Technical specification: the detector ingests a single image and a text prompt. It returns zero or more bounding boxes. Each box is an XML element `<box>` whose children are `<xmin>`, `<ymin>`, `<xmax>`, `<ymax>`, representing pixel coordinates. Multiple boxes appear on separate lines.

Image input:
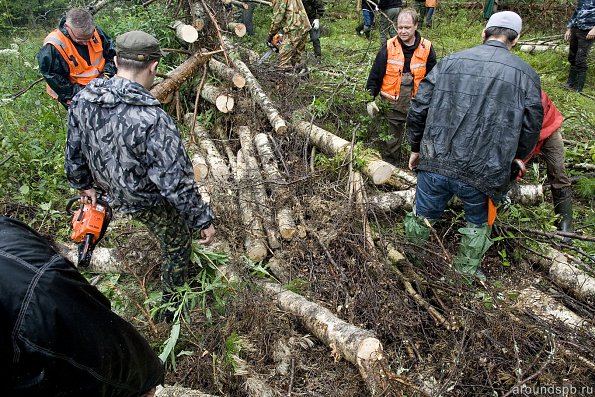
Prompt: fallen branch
<box><xmin>7</xmin><ymin>77</ymin><xmax>44</xmax><ymax>101</ymax></box>
<box><xmin>513</xmin><ymin>227</ymin><xmax>595</xmax><ymax>243</ymax></box>
<box><xmin>150</xmin><ymin>52</ymin><xmax>211</xmax><ymax>103</ymax></box>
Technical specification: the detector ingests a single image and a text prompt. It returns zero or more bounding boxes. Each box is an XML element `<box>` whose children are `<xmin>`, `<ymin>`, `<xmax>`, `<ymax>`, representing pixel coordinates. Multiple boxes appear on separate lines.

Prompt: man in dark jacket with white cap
<box><xmin>405</xmin><ymin>11</ymin><xmax>543</xmax><ymax>280</ymax></box>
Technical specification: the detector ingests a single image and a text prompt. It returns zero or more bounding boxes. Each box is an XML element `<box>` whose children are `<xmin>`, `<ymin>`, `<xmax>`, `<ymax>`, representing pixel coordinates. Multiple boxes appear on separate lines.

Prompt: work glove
<box><xmin>366</xmin><ymin>101</ymin><xmax>379</xmax><ymax>117</ymax></box>
<box><xmin>312</xmin><ymin>19</ymin><xmax>320</xmax><ymax>30</ymax></box>
<box><xmin>510</xmin><ymin>158</ymin><xmax>526</xmax><ymax>181</ymax></box>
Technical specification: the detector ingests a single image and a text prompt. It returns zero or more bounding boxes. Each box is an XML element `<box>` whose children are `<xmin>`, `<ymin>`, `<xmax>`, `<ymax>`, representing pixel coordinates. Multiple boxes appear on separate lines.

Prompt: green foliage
<box><xmin>0</xmin><ymin>0</ymin><xmax>69</xmax><ymax>32</ymax></box>
<box><xmin>575</xmin><ymin>178</ymin><xmax>595</xmax><ymax>200</ymax></box>
<box><xmin>314</xmin><ymin>141</ymin><xmax>380</xmax><ymax>173</ymax></box>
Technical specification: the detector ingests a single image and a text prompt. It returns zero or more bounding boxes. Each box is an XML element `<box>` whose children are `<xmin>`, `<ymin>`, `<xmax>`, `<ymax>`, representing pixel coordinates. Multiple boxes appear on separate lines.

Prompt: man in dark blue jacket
<box><xmin>564</xmin><ymin>0</ymin><xmax>595</xmax><ymax>92</ymax></box>
<box><xmin>0</xmin><ymin>216</ymin><xmax>164</xmax><ymax>397</ymax></box>
<box><xmin>405</xmin><ymin>11</ymin><xmax>543</xmax><ymax>280</ymax></box>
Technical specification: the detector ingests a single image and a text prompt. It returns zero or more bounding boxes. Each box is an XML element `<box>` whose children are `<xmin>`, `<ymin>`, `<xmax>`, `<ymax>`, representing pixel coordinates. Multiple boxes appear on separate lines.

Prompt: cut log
<box><xmin>261</xmin><ymin>282</ymin><xmax>395</xmax><ymax>396</ymax></box>
<box><xmin>228</xmin><ymin>22</ymin><xmax>247</xmax><ymax>37</ymax></box>
<box><xmin>385</xmin><ymin>166</ymin><xmax>417</xmax><ymax>190</ymax></box>
<box><xmin>368</xmin><ymin>189</ymin><xmax>416</xmax><ymax>212</ymax></box>
<box><xmin>291</xmin><ymin>118</ymin><xmax>392</xmax><ymax>184</ymax></box>
<box><xmin>191</xmin><ymin>153</ymin><xmax>209</xmax><ymax>181</ymax></box>
<box><xmin>57</xmin><ymin>243</ymin><xmax>123</xmax><ymax>273</ymax></box>
<box><xmin>171</xmin><ymin>20</ymin><xmax>199</xmax><ymax>43</ymax></box>
<box><xmin>508</xmin><ymin>183</ymin><xmax>544</xmax><ymax>205</ymax></box>
<box><xmin>200</xmin><ymin>82</ymin><xmax>234</xmax><ymax>113</ymax></box>
<box><xmin>350</xmin><ymin>171</ymin><xmax>374</xmax><ymax>248</ymax></box>
<box><xmin>237</xmin><ymin>151</ymin><xmax>268</xmax><ymax>262</ymax></box>
<box><xmin>208</xmin><ymin>58</ymin><xmax>246</xmax><ymax>88</ymax></box>
<box><xmin>253</xmin><ymin>133</ymin><xmax>297</xmax><ymax>240</ymax></box>
<box><xmin>519</xmin><ymin>44</ymin><xmax>567</xmax><ymax>53</ymax></box>
<box><xmin>529</xmin><ymin>246</ymin><xmax>595</xmax><ymax>304</ymax></box>
<box><xmin>155</xmin><ymin>384</ymin><xmax>219</xmax><ymax>397</ymax></box>
<box><xmin>514</xmin><ymin>286</ymin><xmax>595</xmax><ymax>336</ymax></box>
<box><xmin>214</xmin><ymin>123</ymin><xmax>238</xmax><ymax>174</ymax></box>
<box><xmin>150</xmin><ymin>52</ymin><xmax>211</xmax><ymax>103</ymax></box>
<box><xmin>224</xmin><ymin>38</ymin><xmax>288</xmax><ymax>134</ymax></box>
<box><xmin>190</xmin><ymin>2</ymin><xmax>206</xmax><ymax>31</ymax></box>
<box><xmin>237</xmin><ymin>126</ymin><xmax>281</xmax><ymax>249</ymax></box>
<box><xmin>185</xmin><ymin>116</ymin><xmax>231</xmax><ymax>181</ymax></box>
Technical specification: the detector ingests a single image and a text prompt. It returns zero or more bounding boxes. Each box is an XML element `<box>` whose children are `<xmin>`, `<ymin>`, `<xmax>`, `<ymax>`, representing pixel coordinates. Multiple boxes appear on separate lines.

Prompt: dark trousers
<box><xmin>568</xmin><ymin>27</ymin><xmax>593</xmax><ymax>73</ymax></box>
<box><xmin>534</xmin><ymin>130</ymin><xmax>571</xmax><ymax>190</ymax></box>
<box><xmin>132</xmin><ymin>202</ymin><xmax>193</xmax><ymax>292</ymax></box>
<box><xmin>378</xmin><ymin>73</ymin><xmax>413</xmax><ymax>164</ymax></box>
<box><xmin>309</xmin><ymin>25</ymin><xmax>321</xmax><ymax>57</ymax></box>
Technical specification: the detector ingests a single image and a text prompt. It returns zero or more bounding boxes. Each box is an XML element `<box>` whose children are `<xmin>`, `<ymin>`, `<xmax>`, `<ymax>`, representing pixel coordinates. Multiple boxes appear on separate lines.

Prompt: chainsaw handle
<box><xmin>66</xmin><ymin>196</ymin><xmax>111</xmax><ymax>215</ymax></box>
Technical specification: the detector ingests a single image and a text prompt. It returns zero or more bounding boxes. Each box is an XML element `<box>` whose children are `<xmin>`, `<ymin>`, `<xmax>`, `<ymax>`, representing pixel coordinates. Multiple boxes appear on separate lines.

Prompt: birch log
<box><xmin>291</xmin><ymin>119</ymin><xmax>392</xmax><ymax>184</ymax></box>
<box><xmin>201</xmin><ymin>82</ymin><xmax>235</xmax><ymax>113</ymax></box>
<box><xmin>191</xmin><ymin>152</ymin><xmax>209</xmax><ymax>180</ymax></box>
<box><xmin>150</xmin><ymin>52</ymin><xmax>211</xmax><ymax>103</ymax></box>
<box><xmin>350</xmin><ymin>171</ymin><xmax>374</xmax><ymax>248</ymax></box>
<box><xmin>368</xmin><ymin>189</ymin><xmax>416</xmax><ymax>212</ymax></box>
<box><xmin>190</xmin><ymin>2</ymin><xmax>206</xmax><ymax>31</ymax></box>
<box><xmin>237</xmin><ymin>126</ymin><xmax>281</xmax><ymax>249</ymax></box>
<box><xmin>262</xmin><ymin>282</ymin><xmax>393</xmax><ymax>396</ymax></box>
<box><xmin>185</xmin><ymin>116</ymin><xmax>231</xmax><ymax>180</ymax></box>
<box><xmin>230</xmin><ymin>0</ymin><xmax>249</xmax><ymax>9</ymax></box>
<box><xmin>253</xmin><ymin>133</ymin><xmax>297</xmax><ymax>240</ymax></box>
<box><xmin>208</xmin><ymin>58</ymin><xmax>246</xmax><ymax>88</ymax></box>
<box><xmin>228</xmin><ymin>22</ymin><xmax>247</xmax><ymax>37</ymax></box>
<box><xmin>237</xmin><ymin>151</ymin><xmax>268</xmax><ymax>261</ymax></box>
<box><xmin>385</xmin><ymin>166</ymin><xmax>417</xmax><ymax>190</ymax></box>
<box><xmin>529</xmin><ymin>246</ymin><xmax>595</xmax><ymax>304</ymax></box>
<box><xmin>56</xmin><ymin>243</ymin><xmax>125</xmax><ymax>274</ymax></box>
<box><xmin>171</xmin><ymin>20</ymin><xmax>199</xmax><ymax>43</ymax></box>
<box><xmin>224</xmin><ymin>37</ymin><xmax>288</xmax><ymax>134</ymax></box>
<box><xmin>214</xmin><ymin>123</ymin><xmax>238</xmax><ymax>174</ymax></box>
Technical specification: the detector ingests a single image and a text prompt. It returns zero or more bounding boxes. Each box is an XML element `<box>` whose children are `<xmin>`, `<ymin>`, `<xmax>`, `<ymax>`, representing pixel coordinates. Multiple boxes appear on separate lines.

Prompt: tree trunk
<box><xmin>150</xmin><ymin>52</ymin><xmax>211</xmax><ymax>103</ymax></box>
<box><xmin>171</xmin><ymin>20</ymin><xmax>199</xmax><ymax>43</ymax></box>
<box><xmin>261</xmin><ymin>282</ymin><xmax>395</xmax><ymax>396</ymax></box>
<box><xmin>253</xmin><ymin>133</ymin><xmax>297</xmax><ymax>240</ymax></box>
<box><xmin>228</xmin><ymin>22</ymin><xmax>247</xmax><ymax>37</ymax></box>
<box><xmin>291</xmin><ymin>119</ymin><xmax>392</xmax><ymax>184</ymax></box>
<box><xmin>185</xmin><ymin>116</ymin><xmax>231</xmax><ymax>181</ymax></box>
<box><xmin>201</xmin><ymin>82</ymin><xmax>235</xmax><ymax>113</ymax></box>
<box><xmin>237</xmin><ymin>151</ymin><xmax>269</xmax><ymax>262</ymax></box>
<box><xmin>368</xmin><ymin>189</ymin><xmax>416</xmax><ymax>212</ymax></box>
<box><xmin>350</xmin><ymin>171</ymin><xmax>374</xmax><ymax>248</ymax></box>
<box><xmin>208</xmin><ymin>58</ymin><xmax>246</xmax><ymax>88</ymax></box>
<box><xmin>224</xmin><ymin>38</ymin><xmax>288</xmax><ymax>134</ymax></box>
<box><xmin>190</xmin><ymin>2</ymin><xmax>206</xmax><ymax>31</ymax></box>
<box><xmin>237</xmin><ymin>126</ymin><xmax>281</xmax><ymax>249</ymax></box>
<box><xmin>529</xmin><ymin>246</ymin><xmax>595</xmax><ymax>304</ymax></box>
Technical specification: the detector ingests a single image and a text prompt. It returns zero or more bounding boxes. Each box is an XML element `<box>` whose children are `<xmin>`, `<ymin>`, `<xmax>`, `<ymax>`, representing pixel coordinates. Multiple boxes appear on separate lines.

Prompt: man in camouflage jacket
<box><xmin>268</xmin><ymin>0</ymin><xmax>311</xmax><ymax>67</ymax></box>
<box><xmin>65</xmin><ymin>31</ymin><xmax>215</xmax><ymax>319</ymax></box>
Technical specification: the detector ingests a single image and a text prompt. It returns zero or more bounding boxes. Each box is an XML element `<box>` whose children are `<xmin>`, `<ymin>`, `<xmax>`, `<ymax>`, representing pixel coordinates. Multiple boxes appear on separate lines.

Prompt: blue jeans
<box><xmin>415</xmin><ymin>171</ymin><xmax>488</xmax><ymax>226</ymax></box>
<box><xmin>363</xmin><ymin>9</ymin><xmax>374</xmax><ymax>28</ymax></box>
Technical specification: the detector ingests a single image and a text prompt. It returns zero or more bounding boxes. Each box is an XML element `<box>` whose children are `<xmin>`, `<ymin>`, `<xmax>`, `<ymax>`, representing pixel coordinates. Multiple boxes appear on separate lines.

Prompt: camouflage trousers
<box><xmin>278</xmin><ymin>30</ymin><xmax>308</xmax><ymax>67</ymax></box>
<box><xmin>132</xmin><ymin>202</ymin><xmax>193</xmax><ymax>293</ymax></box>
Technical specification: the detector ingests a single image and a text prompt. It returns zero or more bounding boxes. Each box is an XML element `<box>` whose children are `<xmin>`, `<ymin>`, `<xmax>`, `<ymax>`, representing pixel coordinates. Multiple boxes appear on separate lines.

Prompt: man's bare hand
<box><xmin>79</xmin><ymin>188</ymin><xmax>97</xmax><ymax>206</ymax></box>
<box><xmin>408</xmin><ymin>152</ymin><xmax>420</xmax><ymax>170</ymax></box>
<box><xmin>587</xmin><ymin>26</ymin><xmax>595</xmax><ymax>40</ymax></box>
<box><xmin>199</xmin><ymin>224</ymin><xmax>216</xmax><ymax>245</ymax></box>
<box><xmin>140</xmin><ymin>387</ymin><xmax>156</xmax><ymax>397</ymax></box>
<box><xmin>564</xmin><ymin>28</ymin><xmax>571</xmax><ymax>41</ymax></box>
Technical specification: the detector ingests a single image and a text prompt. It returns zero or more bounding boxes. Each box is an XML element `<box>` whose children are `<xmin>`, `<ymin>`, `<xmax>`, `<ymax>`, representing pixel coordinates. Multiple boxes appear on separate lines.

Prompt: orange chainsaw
<box><xmin>258</xmin><ymin>34</ymin><xmax>284</xmax><ymax>65</ymax></box>
<box><xmin>66</xmin><ymin>197</ymin><xmax>112</xmax><ymax>268</ymax></box>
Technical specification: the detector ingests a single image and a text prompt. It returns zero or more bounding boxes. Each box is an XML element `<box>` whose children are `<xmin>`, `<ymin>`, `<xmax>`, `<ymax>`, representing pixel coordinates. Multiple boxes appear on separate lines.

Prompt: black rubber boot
<box><xmin>564</xmin><ymin>66</ymin><xmax>578</xmax><ymax>90</ymax></box>
<box><xmin>552</xmin><ymin>187</ymin><xmax>573</xmax><ymax>243</ymax></box>
<box><xmin>575</xmin><ymin>70</ymin><xmax>587</xmax><ymax>93</ymax></box>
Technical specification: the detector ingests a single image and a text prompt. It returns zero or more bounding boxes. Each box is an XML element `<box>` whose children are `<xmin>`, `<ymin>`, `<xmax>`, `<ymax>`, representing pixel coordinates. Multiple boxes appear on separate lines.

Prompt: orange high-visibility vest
<box><xmin>380</xmin><ymin>36</ymin><xmax>431</xmax><ymax>101</ymax></box>
<box><xmin>43</xmin><ymin>28</ymin><xmax>105</xmax><ymax>99</ymax></box>
<box><xmin>426</xmin><ymin>0</ymin><xmax>436</xmax><ymax>7</ymax></box>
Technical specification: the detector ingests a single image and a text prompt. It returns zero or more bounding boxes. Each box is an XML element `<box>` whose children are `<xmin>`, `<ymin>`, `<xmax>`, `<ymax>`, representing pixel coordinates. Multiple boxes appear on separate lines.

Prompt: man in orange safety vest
<box><xmin>38</xmin><ymin>8</ymin><xmax>116</xmax><ymax>108</ymax></box>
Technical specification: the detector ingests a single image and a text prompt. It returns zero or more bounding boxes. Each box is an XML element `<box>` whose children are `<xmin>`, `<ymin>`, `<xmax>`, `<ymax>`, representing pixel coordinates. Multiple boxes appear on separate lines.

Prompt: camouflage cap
<box><xmin>116</xmin><ymin>30</ymin><xmax>164</xmax><ymax>61</ymax></box>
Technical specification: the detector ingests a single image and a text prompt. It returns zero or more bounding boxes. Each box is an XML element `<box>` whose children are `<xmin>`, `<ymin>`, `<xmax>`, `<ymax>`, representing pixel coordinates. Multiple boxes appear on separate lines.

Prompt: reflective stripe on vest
<box><xmin>380</xmin><ymin>36</ymin><xmax>432</xmax><ymax>101</ymax></box>
<box><xmin>43</xmin><ymin>28</ymin><xmax>105</xmax><ymax>99</ymax></box>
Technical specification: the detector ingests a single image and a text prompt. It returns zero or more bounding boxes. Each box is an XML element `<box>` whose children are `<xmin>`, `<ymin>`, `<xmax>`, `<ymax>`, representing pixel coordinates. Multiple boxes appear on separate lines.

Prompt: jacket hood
<box><xmin>76</xmin><ymin>77</ymin><xmax>161</xmax><ymax>108</ymax></box>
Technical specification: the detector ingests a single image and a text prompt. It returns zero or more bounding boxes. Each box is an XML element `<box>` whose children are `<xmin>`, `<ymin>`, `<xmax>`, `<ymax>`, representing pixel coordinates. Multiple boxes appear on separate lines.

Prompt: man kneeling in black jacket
<box><xmin>0</xmin><ymin>216</ymin><xmax>164</xmax><ymax>397</ymax></box>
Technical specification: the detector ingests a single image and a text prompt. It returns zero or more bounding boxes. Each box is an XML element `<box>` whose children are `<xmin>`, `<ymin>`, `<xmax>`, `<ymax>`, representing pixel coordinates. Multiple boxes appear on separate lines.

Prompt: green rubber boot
<box><xmin>404</xmin><ymin>212</ymin><xmax>431</xmax><ymax>265</ymax></box>
<box><xmin>453</xmin><ymin>224</ymin><xmax>493</xmax><ymax>281</ymax></box>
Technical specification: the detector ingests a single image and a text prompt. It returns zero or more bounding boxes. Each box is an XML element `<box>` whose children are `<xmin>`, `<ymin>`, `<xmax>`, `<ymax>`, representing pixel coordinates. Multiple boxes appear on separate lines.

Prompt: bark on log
<box><xmin>57</xmin><ymin>243</ymin><xmax>124</xmax><ymax>274</ymax></box>
<box><xmin>229</xmin><ymin>0</ymin><xmax>249</xmax><ymax>9</ymax></box>
<box><xmin>350</xmin><ymin>171</ymin><xmax>374</xmax><ymax>248</ymax></box>
<box><xmin>190</xmin><ymin>2</ymin><xmax>206</xmax><ymax>31</ymax></box>
<box><xmin>514</xmin><ymin>286</ymin><xmax>595</xmax><ymax>336</ymax></box>
<box><xmin>208</xmin><ymin>58</ymin><xmax>246</xmax><ymax>88</ymax></box>
<box><xmin>201</xmin><ymin>82</ymin><xmax>235</xmax><ymax>113</ymax></box>
<box><xmin>508</xmin><ymin>183</ymin><xmax>544</xmax><ymax>205</ymax></box>
<box><xmin>150</xmin><ymin>52</ymin><xmax>211</xmax><ymax>103</ymax></box>
<box><xmin>529</xmin><ymin>246</ymin><xmax>595</xmax><ymax>304</ymax></box>
<box><xmin>368</xmin><ymin>189</ymin><xmax>416</xmax><ymax>212</ymax></box>
<box><xmin>171</xmin><ymin>20</ymin><xmax>199</xmax><ymax>43</ymax></box>
<box><xmin>262</xmin><ymin>282</ymin><xmax>393</xmax><ymax>396</ymax></box>
<box><xmin>253</xmin><ymin>133</ymin><xmax>297</xmax><ymax>240</ymax></box>
<box><xmin>228</xmin><ymin>22</ymin><xmax>247</xmax><ymax>37</ymax></box>
<box><xmin>224</xmin><ymin>37</ymin><xmax>288</xmax><ymax>134</ymax></box>
<box><xmin>384</xmin><ymin>166</ymin><xmax>417</xmax><ymax>190</ymax></box>
<box><xmin>237</xmin><ymin>126</ymin><xmax>281</xmax><ymax>249</ymax></box>
<box><xmin>237</xmin><ymin>151</ymin><xmax>269</xmax><ymax>261</ymax></box>
<box><xmin>88</xmin><ymin>0</ymin><xmax>114</xmax><ymax>14</ymax></box>
<box><xmin>291</xmin><ymin>119</ymin><xmax>392</xmax><ymax>184</ymax></box>
<box><xmin>214</xmin><ymin>123</ymin><xmax>238</xmax><ymax>174</ymax></box>
<box><xmin>185</xmin><ymin>115</ymin><xmax>231</xmax><ymax>181</ymax></box>
<box><xmin>519</xmin><ymin>44</ymin><xmax>567</xmax><ymax>53</ymax></box>
<box><xmin>155</xmin><ymin>385</ymin><xmax>219</xmax><ymax>397</ymax></box>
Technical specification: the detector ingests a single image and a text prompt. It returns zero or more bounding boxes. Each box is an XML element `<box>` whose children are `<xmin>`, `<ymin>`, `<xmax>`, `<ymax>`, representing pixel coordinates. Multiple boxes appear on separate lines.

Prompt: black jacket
<box><xmin>407</xmin><ymin>40</ymin><xmax>543</xmax><ymax>199</ymax></box>
<box><xmin>0</xmin><ymin>216</ymin><xmax>164</xmax><ymax>397</ymax></box>
<box><xmin>366</xmin><ymin>31</ymin><xmax>437</xmax><ymax>98</ymax></box>
<box><xmin>302</xmin><ymin>0</ymin><xmax>324</xmax><ymax>20</ymax></box>
<box><xmin>37</xmin><ymin>16</ymin><xmax>116</xmax><ymax>107</ymax></box>
<box><xmin>379</xmin><ymin>0</ymin><xmax>402</xmax><ymax>9</ymax></box>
